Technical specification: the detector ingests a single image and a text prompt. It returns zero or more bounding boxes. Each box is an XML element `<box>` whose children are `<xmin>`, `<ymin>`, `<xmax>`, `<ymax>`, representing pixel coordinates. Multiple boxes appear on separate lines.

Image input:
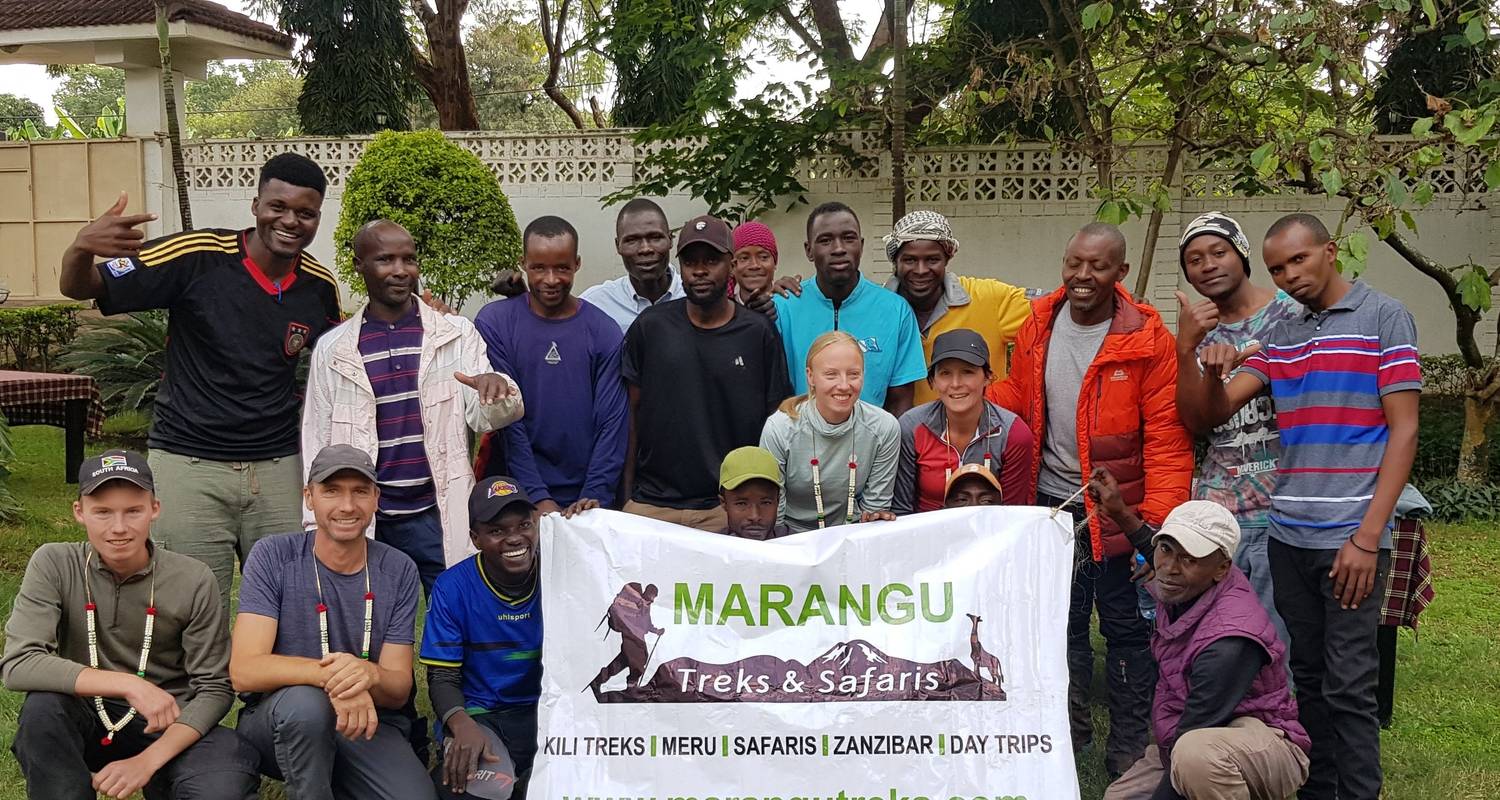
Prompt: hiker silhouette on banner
<box><xmin>589</xmin><ymin>582</ymin><xmax>664</xmax><ymax>696</ymax></box>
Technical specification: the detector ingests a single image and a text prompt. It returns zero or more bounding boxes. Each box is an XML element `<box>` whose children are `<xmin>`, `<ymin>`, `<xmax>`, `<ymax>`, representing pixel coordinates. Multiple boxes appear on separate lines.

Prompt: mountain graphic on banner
<box><xmin>591</xmin><ymin>632</ymin><xmax>1006</xmax><ymax>704</ymax></box>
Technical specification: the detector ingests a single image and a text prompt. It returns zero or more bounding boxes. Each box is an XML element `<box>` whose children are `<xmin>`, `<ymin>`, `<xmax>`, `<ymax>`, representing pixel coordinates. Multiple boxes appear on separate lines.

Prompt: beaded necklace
<box><xmin>82</xmin><ymin>547</ymin><xmax>155</xmax><ymax>746</ymax></box>
<box><xmin>312</xmin><ymin>544</ymin><xmax>373</xmax><ymax>660</ymax></box>
<box><xmin>810</xmin><ymin>456</ymin><xmax>859</xmax><ymax>528</ymax></box>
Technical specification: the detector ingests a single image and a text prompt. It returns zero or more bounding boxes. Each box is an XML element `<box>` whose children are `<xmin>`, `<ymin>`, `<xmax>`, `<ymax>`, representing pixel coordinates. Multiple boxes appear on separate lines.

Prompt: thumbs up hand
<box><xmin>454</xmin><ymin>371</ymin><xmax>512</xmax><ymax>405</ymax></box>
<box><xmin>1174</xmin><ymin>289</ymin><xmax>1221</xmax><ymax>352</ymax></box>
<box><xmin>72</xmin><ymin>192</ymin><xmax>159</xmax><ymax>258</ymax></box>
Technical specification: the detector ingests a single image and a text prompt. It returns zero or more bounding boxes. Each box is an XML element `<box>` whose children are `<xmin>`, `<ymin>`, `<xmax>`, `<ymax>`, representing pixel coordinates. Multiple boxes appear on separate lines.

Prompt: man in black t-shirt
<box><xmin>621</xmin><ymin>214</ymin><xmax>792</xmax><ymax>531</ymax></box>
<box><xmin>59</xmin><ymin>153</ymin><xmax>341</xmax><ymax>610</ymax></box>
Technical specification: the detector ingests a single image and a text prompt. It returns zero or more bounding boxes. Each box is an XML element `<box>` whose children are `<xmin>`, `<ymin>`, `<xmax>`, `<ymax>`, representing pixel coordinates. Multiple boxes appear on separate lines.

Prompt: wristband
<box><xmin>1348</xmin><ymin>535</ymin><xmax>1378</xmax><ymax>555</ymax></box>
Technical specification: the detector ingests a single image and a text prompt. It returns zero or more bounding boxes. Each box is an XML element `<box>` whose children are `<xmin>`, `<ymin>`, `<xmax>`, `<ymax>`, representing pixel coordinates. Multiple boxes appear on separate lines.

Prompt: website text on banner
<box><xmin>534</xmin><ymin>507</ymin><xmax>1079</xmax><ymax>800</ymax></box>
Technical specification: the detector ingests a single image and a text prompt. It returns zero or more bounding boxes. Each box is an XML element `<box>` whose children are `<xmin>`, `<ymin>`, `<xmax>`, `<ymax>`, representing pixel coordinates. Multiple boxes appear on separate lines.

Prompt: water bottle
<box><xmin>1135</xmin><ymin>553</ymin><xmax>1157</xmax><ymax>621</ymax></box>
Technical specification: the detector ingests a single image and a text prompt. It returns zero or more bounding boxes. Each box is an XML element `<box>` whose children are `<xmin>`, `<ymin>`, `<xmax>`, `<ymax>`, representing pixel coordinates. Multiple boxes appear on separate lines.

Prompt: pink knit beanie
<box><xmin>732</xmin><ymin>221</ymin><xmax>778</xmax><ymax>262</ymax></box>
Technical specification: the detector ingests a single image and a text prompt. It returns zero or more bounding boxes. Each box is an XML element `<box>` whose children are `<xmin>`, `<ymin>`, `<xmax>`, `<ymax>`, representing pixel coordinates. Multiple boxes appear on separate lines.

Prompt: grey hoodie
<box><xmin>759</xmin><ymin>398</ymin><xmax>901</xmax><ymax>532</ymax></box>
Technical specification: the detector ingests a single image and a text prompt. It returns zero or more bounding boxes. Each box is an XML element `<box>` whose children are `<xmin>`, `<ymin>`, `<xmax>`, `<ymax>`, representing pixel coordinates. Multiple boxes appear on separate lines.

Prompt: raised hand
<box><xmin>743</xmin><ymin>286</ymin><xmax>778</xmax><ymax>320</ymax></box>
<box><xmin>1174</xmin><ymin>290</ymin><xmax>1221</xmax><ymax>351</ymax></box>
<box><xmin>72</xmin><ymin>192</ymin><xmax>158</xmax><ymax>258</ymax></box>
<box><xmin>771</xmin><ymin>274</ymin><xmax>804</xmax><ymax>298</ymax></box>
<box><xmin>421</xmin><ymin>289</ymin><xmax>456</xmax><ymax>316</ymax></box>
<box><xmin>454</xmin><ymin>371</ymin><xmax>513</xmax><ymax>405</ymax></box>
<box><xmin>1199</xmin><ymin>341</ymin><xmax>1262</xmax><ymax>382</ymax></box>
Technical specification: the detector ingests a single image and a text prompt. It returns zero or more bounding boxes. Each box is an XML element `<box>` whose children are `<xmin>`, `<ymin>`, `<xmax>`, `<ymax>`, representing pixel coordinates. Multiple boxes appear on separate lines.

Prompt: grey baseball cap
<box><xmin>1153</xmin><ymin>501</ymin><xmax>1241</xmax><ymax>559</ymax></box>
<box><xmin>306</xmin><ymin>444</ymin><xmax>378</xmax><ymax>484</ymax></box>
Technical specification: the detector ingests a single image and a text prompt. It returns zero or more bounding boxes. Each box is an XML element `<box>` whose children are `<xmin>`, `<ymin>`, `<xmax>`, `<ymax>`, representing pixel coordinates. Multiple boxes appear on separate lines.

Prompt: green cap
<box><xmin>719</xmin><ymin>446</ymin><xmax>782</xmax><ymax>490</ymax></box>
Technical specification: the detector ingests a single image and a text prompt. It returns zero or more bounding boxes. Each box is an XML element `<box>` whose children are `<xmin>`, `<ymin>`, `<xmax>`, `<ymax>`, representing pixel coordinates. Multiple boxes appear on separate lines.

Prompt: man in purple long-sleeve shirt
<box><xmin>475</xmin><ymin>215</ymin><xmax>629</xmax><ymax>513</ymax></box>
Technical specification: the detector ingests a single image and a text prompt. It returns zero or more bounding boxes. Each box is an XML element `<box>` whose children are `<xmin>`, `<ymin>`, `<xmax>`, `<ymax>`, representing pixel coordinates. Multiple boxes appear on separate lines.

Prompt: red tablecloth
<box><xmin>0</xmin><ymin>370</ymin><xmax>106</xmax><ymax>438</ymax></box>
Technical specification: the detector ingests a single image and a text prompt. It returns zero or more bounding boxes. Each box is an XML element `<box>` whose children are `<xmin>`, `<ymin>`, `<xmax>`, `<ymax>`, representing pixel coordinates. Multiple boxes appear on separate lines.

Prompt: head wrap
<box><xmin>1179</xmin><ymin>212</ymin><xmax>1251</xmax><ymax>276</ymax></box>
<box><xmin>883</xmin><ymin>210</ymin><xmax>960</xmax><ymax>264</ymax></box>
<box><xmin>732</xmin><ymin>221</ymin><xmax>778</xmax><ymax>262</ymax></box>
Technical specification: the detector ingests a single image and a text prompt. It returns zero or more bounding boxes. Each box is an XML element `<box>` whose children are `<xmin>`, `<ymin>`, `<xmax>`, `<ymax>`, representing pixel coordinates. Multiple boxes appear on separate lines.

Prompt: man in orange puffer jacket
<box><xmin>987</xmin><ymin>222</ymin><xmax>1193</xmax><ymax>777</ymax></box>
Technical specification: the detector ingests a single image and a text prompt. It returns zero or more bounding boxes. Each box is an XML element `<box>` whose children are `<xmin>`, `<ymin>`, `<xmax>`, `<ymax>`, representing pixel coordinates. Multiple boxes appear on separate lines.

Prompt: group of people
<box><xmin>0</xmin><ymin>151</ymin><xmax>1419</xmax><ymax>800</ymax></box>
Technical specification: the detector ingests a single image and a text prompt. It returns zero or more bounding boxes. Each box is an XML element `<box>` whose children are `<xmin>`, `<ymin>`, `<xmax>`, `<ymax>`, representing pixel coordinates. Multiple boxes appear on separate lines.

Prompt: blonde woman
<box><xmin>759</xmin><ymin>331</ymin><xmax>901</xmax><ymax>532</ymax></box>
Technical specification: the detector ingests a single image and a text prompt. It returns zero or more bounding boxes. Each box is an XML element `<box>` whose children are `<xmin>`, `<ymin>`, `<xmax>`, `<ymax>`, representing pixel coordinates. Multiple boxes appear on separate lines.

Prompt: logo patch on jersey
<box><xmin>100</xmin><ymin>455</ymin><xmax>127</xmax><ymax>469</ymax></box>
<box><xmin>544</xmin><ymin>341</ymin><xmax>562</xmax><ymax>365</ymax></box>
<box><xmin>284</xmin><ymin>321</ymin><xmax>311</xmax><ymax>357</ymax></box>
<box><xmin>104</xmin><ymin>258</ymin><xmax>135</xmax><ymax>278</ymax></box>
<box><xmin>733</xmin><ymin>355</ymin><xmax>745</xmax><ymax>367</ymax></box>
<box><xmin>856</xmin><ymin>336</ymin><xmax>880</xmax><ymax>353</ymax></box>
<box><xmin>488</xmin><ymin>480</ymin><xmax>518</xmax><ymax>498</ymax></box>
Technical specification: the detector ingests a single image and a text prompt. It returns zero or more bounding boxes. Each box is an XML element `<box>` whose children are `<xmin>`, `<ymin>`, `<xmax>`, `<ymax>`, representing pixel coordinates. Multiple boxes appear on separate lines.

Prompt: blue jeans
<box><xmin>375</xmin><ymin>506</ymin><xmax>446</xmax><ymax>596</ymax></box>
<box><xmin>1235</xmin><ymin>523</ymin><xmax>1290</xmax><ymax>651</ymax></box>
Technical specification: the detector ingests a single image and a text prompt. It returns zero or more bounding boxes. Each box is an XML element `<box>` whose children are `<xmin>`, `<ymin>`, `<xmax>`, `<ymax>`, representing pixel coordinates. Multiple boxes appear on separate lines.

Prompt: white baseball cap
<box><xmin>1152</xmin><ymin>501</ymin><xmax>1240</xmax><ymax>559</ymax></box>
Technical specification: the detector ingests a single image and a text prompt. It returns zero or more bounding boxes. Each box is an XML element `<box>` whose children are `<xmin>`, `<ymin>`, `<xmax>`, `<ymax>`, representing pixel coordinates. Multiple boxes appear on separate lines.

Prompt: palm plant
<box><xmin>57</xmin><ymin>312</ymin><xmax>168</xmax><ymax>413</ymax></box>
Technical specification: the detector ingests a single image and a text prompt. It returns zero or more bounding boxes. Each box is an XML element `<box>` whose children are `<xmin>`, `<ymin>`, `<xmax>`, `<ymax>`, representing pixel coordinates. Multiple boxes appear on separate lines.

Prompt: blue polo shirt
<box><xmin>419</xmin><ymin>555</ymin><xmax>542</xmax><ymax>710</ymax></box>
<box><xmin>1239</xmin><ymin>281</ymin><xmax>1421</xmax><ymax>550</ymax></box>
<box><xmin>771</xmin><ymin>276</ymin><xmax>927</xmax><ymax>406</ymax></box>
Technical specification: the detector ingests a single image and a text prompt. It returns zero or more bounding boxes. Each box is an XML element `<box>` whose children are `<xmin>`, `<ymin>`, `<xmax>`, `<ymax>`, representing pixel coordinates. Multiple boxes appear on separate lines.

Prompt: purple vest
<box><xmin>1151</xmin><ymin>567</ymin><xmax>1310</xmax><ymax>755</ymax></box>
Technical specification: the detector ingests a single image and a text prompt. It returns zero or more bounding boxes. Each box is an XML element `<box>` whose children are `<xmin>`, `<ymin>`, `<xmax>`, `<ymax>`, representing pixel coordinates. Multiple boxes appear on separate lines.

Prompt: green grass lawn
<box><xmin>1</xmin><ymin>426</ymin><xmax>1497</xmax><ymax>798</ymax></box>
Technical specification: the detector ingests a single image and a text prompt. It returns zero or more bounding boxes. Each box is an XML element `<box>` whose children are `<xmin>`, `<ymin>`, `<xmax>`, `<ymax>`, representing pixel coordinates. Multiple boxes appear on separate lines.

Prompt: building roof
<box><xmin>0</xmin><ymin>0</ymin><xmax>291</xmax><ymax>49</ymax></box>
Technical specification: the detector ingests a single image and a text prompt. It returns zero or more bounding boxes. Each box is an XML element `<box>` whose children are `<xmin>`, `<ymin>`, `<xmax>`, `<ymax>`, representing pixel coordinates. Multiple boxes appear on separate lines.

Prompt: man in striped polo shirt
<box><xmin>302</xmin><ymin>220</ymin><xmax>523</xmax><ymax>591</ymax></box>
<box><xmin>1177</xmin><ymin>213</ymin><xmax>1420</xmax><ymax>800</ymax></box>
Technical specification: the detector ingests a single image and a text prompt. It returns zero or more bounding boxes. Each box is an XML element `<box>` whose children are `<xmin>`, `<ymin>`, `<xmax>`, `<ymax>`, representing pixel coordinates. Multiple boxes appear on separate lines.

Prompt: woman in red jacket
<box><xmin>893</xmin><ymin>328</ymin><xmax>1034</xmax><ymax>513</ymax></box>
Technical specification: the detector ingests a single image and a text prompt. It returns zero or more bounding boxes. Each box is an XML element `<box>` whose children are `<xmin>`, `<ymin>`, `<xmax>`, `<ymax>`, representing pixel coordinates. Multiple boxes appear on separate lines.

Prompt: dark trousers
<box><xmin>1043</xmin><ymin>493</ymin><xmax>1156</xmax><ymax>779</ymax></box>
<box><xmin>10</xmin><ymin>692</ymin><xmax>260</xmax><ymax>800</ymax></box>
<box><xmin>1269</xmin><ymin>538</ymin><xmax>1388</xmax><ymax>800</ymax></box>
<box><xmin>436</xmin><ymin>706</ymin><xmax>538</xmax><ymax>800</ymax></box>
<box><xmin>376</xmin><ymin>506</ymin><xmax>446</xmax><ymax>764</ymax></box>
<box><xmin>1376</xmin><ymin>624</ymin><xmax>1398</xmax><ymax>727</ymax></box>
<box><xmin>237</xmin><ymin>685</ymin><xmax>436</xmax><ymax>800</ymax></box>
<box><xmin>376</xmin><ymin>506</ymin><xmax>447</xmax><ymax>596</ymax></box>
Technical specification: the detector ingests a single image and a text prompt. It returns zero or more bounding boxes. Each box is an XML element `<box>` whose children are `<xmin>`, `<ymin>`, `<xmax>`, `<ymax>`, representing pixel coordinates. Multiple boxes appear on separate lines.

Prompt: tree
<box><xmin>0</xmin><ymin>94</ymin><xmax>45</xmax><ymax>130</ymax></box>
<box><xmin>335</xmin><ymin>130</ymin><xmax>522</xmax><ymax>309</ymax></box>
<box><xmin>156</xmin><ymin>0</ymin><xmax>192</xmax><ymax>228</ymax></box>
<box><xmin>1222</xmin><ymin>0</ymin><xmax>1500</xmax><ymax>482</ymax></box>
<box><xmin>48</xmin><ymin>65</ymin><xmax>125</xmax><ymax>125</ymax></box>
<box><xmin>606</xmin><ymin>0</ymin><xmax>713</xmax><ymax>126</ymax></box>
<box><xmin>253</xmin><ymin>0</ymin><xmax>415</xmax><ymax>134</ymax></box>
<box><xmin>409</xmin><ymin>0</ymin><xmax>483</xmax><ymax>129</ymax></box>
<box><xmin>187</xmin><ymin>62</ymin><xmax>303</xmax><ymax>138</ymax></box>
<box><xmin>409</xmin><ymin>3</ymin><xmax>576</xmax><ymax>131</ymax></box>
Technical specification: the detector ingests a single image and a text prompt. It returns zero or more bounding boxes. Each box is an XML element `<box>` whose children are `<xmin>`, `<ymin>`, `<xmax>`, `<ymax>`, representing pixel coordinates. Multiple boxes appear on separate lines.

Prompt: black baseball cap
<box><xmin>928</xmin><ymin>328</ymin><xmax>990</xmax><ymax>374</ymax></box>
<box><xmin>469</xmin><ymin>477</ymin><xmax>536</xmax><ymax>525</ymax></box>
<box><xmin>78</xmin><ymin>449</ymin><xmax>153</xmax><ymax>495</ymax></box>
<box><xmin>676</xmin><ymin>215</ymin><xmax>733</xmax><ymax>256</ymax></box>
<box><xmin>306</xmin><ymin>444</ymin><xmax>378</xmax><ymax>484</ymax></box>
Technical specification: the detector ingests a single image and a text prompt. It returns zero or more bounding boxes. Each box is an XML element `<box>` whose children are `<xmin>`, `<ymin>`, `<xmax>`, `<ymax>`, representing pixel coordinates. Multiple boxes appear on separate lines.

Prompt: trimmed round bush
<box><xmin>334</xmin><ymin>130</ymin><xmax>521</xmax><ymax>310</ymax></box>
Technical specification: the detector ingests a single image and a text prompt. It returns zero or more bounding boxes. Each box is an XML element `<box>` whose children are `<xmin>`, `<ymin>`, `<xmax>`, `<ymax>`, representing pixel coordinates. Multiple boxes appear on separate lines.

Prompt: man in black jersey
<box><xmin>60</xmin><ymin>153</ymin><xmax>343</xmax><ymax>611</ymax></box>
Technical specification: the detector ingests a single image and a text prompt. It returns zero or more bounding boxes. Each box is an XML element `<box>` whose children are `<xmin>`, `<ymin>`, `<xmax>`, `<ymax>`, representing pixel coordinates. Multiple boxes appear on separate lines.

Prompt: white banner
<box><xmin>532</xmin><ymin>506</ymin><xmax>1079</xmax><ymax>800</ymax></box>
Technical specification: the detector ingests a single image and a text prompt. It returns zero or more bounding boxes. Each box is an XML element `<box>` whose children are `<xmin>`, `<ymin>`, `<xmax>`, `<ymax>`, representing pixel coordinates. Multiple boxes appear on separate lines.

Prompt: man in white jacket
<box><xmin>301</xmin><ymin>220</ymin><xmax>523</xmax><ymax>592</ymax></box>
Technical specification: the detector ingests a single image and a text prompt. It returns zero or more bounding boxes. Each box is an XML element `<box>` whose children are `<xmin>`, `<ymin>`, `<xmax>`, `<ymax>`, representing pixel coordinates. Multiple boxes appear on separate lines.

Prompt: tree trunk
<box><xmin>1459</xmin><ymin>386</ymin><xmax>1498</xmax><ymax>484</ymax></box>
<box><xmin>1133</xmin><ymin>111</ymin><xmax>1189</xmax><ymax>298</ymax></box>
<box><xmin>889</xmin><ymin>0</ymin><xmax>907</xmax><ymax>223</ymax></box>
<box><xmin>154</xmin><ymin>1</ymin><xmax>191</xmax><ymax>229</ymax></box>
<box><xmin>411</xmin><ymin>0</ymin><xmax>480</xmax><ymax>130</ymax></box>
<box><xmin>539</xmin><ymin>0</ymin><xmax>586</xmax><ymax>129</ymax></box>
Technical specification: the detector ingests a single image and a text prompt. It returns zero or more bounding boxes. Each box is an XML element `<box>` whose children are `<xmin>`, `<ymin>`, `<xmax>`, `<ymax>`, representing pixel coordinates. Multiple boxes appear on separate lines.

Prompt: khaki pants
<box><xmin>148</xmin><ymin>449</ymin><xmax>304</xmax><ymax>613</ymax></box>
<box><xmin>1104</xmin><ymin>717</ymin><xmax>1310</xmax><ymax>800</ymax></box>
<box><xmin>622</xmin><ymin>500</ymin><xmax>727</xmax><ymax>532</ymax></box>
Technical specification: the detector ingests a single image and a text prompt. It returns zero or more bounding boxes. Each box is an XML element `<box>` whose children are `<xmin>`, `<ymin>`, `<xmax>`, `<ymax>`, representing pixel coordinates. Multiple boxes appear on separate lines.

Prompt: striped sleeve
<box><xmin>1238</xmin><ymin>350</ymin><xmax>1271</xmax><ymax>386</ymax></box>
<box><xmin>1377</xmin><ymin>303</ymin><xmax>1422</xmax><ymax>394</ymax></box>
<box><xmin>95</xmin><ymin>229</ymin><xmax>236</xmax><ymax>315</ymax></box>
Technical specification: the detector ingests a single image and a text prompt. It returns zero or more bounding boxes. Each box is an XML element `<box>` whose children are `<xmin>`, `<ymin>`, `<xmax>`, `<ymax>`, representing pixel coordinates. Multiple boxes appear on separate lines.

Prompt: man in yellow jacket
<box><xmin>881</xmin><ymin>210</ymin><xmax>1031</xmax><ymax>403</ymax></box>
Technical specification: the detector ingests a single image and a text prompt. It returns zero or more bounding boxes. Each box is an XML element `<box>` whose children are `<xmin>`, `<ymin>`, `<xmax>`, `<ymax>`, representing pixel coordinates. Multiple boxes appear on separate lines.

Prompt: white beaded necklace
<box><xmin>810</xmin><ymin>455</ymin><xmax>859</xmax><ymax>528</ymax></box>
<box><xmin>82</xmin><ymin>547</ymin><xmax>155</xmax><ymax>746</ymax></box>
<box><xmin>312</xmin><ymin>544</ymin><xmax>373</xmax><ymax>660</ymax></box>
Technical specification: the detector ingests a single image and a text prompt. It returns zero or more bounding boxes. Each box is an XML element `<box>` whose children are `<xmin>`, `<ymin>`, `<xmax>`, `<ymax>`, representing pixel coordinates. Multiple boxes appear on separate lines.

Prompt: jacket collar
<box><xmin>328</xmin><ymin>300</ymin><xmax>461</xmax><ymax>380</ymax></box>
<box><xmin>912</xmin><ymin>398</ymin><xmax>1009</xmax><ymax>438</ymax></box>
<box><xmin>1156</xmin><ymin>566</ymin><xmax>1247</xmax><ymax>642</ymax></box>
<box><xmin>883</xmin><ymin>272</ymin><xmax>971</xmax><ymax>332</ymax></box>
<box><xmin>1033</xmin><ymin>283</ymin><xmax>1160</xmax><ymax>363</ymax></box>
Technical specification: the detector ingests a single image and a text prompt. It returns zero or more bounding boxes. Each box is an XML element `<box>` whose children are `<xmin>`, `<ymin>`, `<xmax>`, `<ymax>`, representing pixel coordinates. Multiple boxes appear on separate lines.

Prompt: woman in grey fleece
<box><xmin>760</xmin><ymin>330</ymin><xmax>901</xmax><ymax>532</ymax></box>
